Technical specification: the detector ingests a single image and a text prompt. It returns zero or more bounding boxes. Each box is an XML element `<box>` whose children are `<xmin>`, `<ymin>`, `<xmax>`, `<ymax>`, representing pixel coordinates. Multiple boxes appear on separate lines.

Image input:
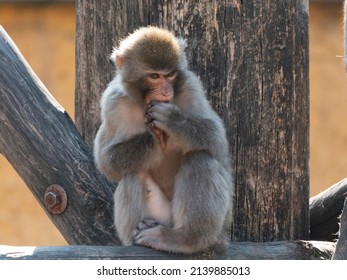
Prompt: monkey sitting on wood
<box><xmin>94</xmin><ymin>26</ymin><xmax>233</xmax><ymax>254</ymax></box>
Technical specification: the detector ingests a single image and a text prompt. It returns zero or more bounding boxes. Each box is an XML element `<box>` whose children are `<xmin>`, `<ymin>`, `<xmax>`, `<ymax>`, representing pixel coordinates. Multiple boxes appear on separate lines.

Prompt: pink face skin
<box><xmin>144</xmin><ymin>71</ymin><xmax>177</xmax><ymax>104</ymax></box>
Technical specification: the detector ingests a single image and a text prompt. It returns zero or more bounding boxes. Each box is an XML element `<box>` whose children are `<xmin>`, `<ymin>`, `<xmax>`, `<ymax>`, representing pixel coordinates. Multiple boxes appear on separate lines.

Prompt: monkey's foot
<box><xmin>133</xmin><ymin>218</ymin><xmax>165</xmax><ymax>249</ymax></box>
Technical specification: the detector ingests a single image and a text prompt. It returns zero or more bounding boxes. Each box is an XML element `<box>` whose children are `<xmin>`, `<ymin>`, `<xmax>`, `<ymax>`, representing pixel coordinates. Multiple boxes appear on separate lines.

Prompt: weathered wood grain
<box><xmin>310</xmin><ymin>178</ymin><xmax>347</xmax><ymax>241</ymax></box>
<box><xmin>333</xmin><ymin>197</ymin><xmax>347</xmax><ymax>259</ymax></box>
<box><xmin>75</xmin><ymin>0</ymin><xmax>309</xmax><ymax>242</ymax></box>
<box><xmin>0</xmin><ymin>241</ymin><xmax>334</xmax><ymax>260</ymax></box>
<box><xmin>0</xmin><ymin>26</ymin><xmax>119</xmax><ymax>245</ymax></box>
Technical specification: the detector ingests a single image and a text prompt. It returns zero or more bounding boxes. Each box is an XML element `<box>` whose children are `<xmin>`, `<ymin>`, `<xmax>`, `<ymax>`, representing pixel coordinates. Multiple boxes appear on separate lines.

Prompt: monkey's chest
<box><xmin>149</xmin><ymin>149</ymin><xmax>183</xmax><ymax>200</ymax></box>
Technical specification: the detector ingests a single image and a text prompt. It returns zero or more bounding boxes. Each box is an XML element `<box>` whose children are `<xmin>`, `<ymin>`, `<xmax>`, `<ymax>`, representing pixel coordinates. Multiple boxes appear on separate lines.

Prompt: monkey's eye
<box><xmin>167</xmin><ymin>71</ymin><xmax>176</xmax><ymax>78</ymax></box>
<box><xmin>149</xmin><ymin>73</ymin><xmax>160</xmax><ymax>79</ymax></box>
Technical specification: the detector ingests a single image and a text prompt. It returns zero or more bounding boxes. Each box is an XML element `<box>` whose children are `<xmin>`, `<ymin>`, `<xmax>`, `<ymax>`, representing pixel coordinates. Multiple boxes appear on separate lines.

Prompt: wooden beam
<box><xmin>0</xmin><ymin>241</ymin><xmax>335</xmax><ymax>260</ymax></box>
<box><xmin>0</xmin><ymin>26</ymin><xmax>119</xmax><ymax>245</ymax></box>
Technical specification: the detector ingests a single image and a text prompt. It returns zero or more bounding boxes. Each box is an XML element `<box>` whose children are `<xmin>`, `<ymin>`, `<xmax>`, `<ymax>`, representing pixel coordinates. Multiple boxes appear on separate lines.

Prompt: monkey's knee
<box><xmin>172</xmin><ymin>152</ymin><xmax>231</xmax><ymax>252</ymax></box>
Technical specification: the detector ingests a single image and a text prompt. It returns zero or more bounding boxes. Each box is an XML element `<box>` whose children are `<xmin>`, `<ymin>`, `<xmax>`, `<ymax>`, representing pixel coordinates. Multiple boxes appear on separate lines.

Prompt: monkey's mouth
<box><xmin>145</xmin><ymin>96</ymin><xmax>172</xmax><ymax>104</ymax></box>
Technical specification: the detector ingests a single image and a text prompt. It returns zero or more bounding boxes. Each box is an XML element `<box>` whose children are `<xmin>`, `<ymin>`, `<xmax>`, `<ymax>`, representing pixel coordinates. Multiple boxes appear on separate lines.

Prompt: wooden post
<box><xmin>75</xmin><ymin>1</ymin><xmax>309</xmax><ymax>241</ymax></box>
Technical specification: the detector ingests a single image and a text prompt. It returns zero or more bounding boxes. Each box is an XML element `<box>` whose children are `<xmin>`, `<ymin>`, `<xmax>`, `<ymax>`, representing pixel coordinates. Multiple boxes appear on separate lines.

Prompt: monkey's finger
<box><xmin>136</xmin><ymin>218</ymin><xmax>159</xmax><ymax>231</ymax></box>
<box><xmin>133</xmin><ymin>219</ymin><xmax>159</xmax><ymax>240</ymax></box>
<box><xmin>148</xmin><ymin>125</ymin><xmax>168</xmax><ymax>151</ymax></box>
<box><xmin>147</xmin><ymin>112</ymin><xmax>168</xmax><ymax>124</ymax></box>
<box><xmin>147</xmin><ymin>102</ymin><xmax>171</xmax><ymax>115</ymax></box>
<box><xmin>150</xmin><ymin>120</ymin><xmax>167</xmax><ymax>132</ymax></box>
<box><xmin>134</xmin><ymin>232</ymin><xmax>146</xmax><ymax>244</ymax></box>
<box><xmin>136</xmin><ymin>221</ymin><xmax>149</xmax><ymax>231</ymax></box>
<box><xmin>145</xmin><ymin>112</ymin><xmax>154</xmax><ymax>124</ymax></box>
<box><xmin>148</xmin><ymin>123</ymin><xmax>162</xmax><ymax>137</ymax></box>
<box><xmin>147</xmin><ymin>100</ymin><xmax>161</xmax><ymax>109</ymax></box>
<box><xmin>132</xmin><ymin>223</ymin><xmax>146</xmax><ymax>240</ymax></box>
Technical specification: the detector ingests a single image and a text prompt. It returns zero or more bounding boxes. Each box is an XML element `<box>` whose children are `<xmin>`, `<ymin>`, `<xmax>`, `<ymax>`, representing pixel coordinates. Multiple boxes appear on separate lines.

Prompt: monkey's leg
<box><xmin>141</xmin><ymin>174</ymin><xmax>172</xmax><ymax>226</ymax></box>
<box><xmin>114</xmin><ymin>174</ymin><xmax>147</xmax><ymax>245</ymax></box>
<box><xmin>134</xmin><ymin>151</ymin><xmax>231</xmax><ymax>254</ymax></box>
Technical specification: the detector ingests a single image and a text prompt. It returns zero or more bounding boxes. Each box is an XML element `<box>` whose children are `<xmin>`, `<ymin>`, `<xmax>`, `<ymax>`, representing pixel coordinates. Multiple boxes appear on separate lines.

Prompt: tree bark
<box><xmin>75</xmin><ymin>0</ymin><xmax>309</xmax><ymax>242</ymax></box>
<box><xmin>0</xmin><ymin>26</ymin><xmax>119</xmax><ymax>245</ymax></box>
<box><xmin>0</xmin><ymin>241</ymin><xmax>334</xmax><ymax>260</ymax></box>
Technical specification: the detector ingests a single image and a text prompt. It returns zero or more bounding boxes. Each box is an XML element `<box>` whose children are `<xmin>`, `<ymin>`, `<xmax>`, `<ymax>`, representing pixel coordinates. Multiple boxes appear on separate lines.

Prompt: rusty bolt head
<box><xmin>45</xmin><ymin>191</ymin><xmax>59</xmax><ymax>207</ymax></box>
<box><xmin>44</xmin><ymin>185</ymin><xmax>67</xmax><ymax>214</ymax></box>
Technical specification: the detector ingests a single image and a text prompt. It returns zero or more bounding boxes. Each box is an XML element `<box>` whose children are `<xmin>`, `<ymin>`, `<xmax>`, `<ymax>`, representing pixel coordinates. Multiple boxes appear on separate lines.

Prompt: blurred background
<box><xmin>0</xmin><ymin>0</ymin><xmax>346</xmax><ymax>245</ymax></box>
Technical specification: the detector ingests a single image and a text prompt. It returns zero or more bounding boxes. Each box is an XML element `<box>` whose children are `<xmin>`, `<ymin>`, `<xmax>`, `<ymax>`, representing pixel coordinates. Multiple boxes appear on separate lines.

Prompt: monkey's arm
<box><xmin>94</xmin><ymin>86</ymin><xmax>162</xmax><ymax>181</ymax></box>
<box><xmin>94</xmin><ymin>125</ymin><xmax>155</xmax><ymax>182</ymax></box>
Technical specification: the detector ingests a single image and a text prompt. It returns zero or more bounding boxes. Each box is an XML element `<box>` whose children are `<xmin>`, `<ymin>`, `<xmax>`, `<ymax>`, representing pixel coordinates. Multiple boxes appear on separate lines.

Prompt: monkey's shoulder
<box><xmin>101</xmin><ymin>85</ymin><xmax>144</xmax><ymax>120</ymax></box>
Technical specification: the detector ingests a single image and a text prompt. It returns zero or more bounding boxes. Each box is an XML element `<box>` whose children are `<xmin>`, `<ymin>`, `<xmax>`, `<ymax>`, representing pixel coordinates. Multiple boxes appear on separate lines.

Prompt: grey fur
<box><xmin>94</xmin><ymin>27</ymin><xmax>233</xmax><ymax>254</ymax></box>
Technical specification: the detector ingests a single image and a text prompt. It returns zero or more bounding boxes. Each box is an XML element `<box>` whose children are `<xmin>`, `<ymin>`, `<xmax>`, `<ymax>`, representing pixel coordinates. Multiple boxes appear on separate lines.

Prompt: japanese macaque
<box><xmin>94</xmin><ymin>26</ymin><xmax>233</xmax><ymax>254</ymax></box>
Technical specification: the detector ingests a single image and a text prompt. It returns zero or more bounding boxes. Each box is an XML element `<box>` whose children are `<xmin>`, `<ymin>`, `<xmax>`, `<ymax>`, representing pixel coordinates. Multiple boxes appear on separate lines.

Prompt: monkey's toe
<box><xmin>133</xmin><ymin>218</ymin><xmax>159</xmax><ymax>239</ymax></box>
<box><xmin>137</xmin><ymin>218</ymin><xmax>159</xmax><ymax>231</ymax></box>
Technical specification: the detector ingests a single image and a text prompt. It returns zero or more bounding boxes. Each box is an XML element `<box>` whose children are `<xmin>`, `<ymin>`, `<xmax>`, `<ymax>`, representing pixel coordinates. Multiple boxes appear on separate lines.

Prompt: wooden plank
<box><xmin>0</xmin><ymin>26</ymin><xmax>119</xmax><ymax>245</ymax></box>
<box><xmin>310</xmin><ymin>178</ymin><xmax>347</xmax><ymax>241</ymax></box>
<box><xmin>0</xmin><ymin>241</ymin><xmax>335</xmax><ymax>260</ymax></box>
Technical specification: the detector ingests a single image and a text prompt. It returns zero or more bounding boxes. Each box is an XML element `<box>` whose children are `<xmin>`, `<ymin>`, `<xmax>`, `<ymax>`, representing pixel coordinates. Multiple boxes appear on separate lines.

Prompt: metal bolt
<box><xmin>44</xmin><ymin>184</ymin><xmax>67</xmax><ymax>214</ymax></box>
<box><xmin>45</xmin><ymin>191</ymin><xmax>59</xmax><ymax>207</ymax></box>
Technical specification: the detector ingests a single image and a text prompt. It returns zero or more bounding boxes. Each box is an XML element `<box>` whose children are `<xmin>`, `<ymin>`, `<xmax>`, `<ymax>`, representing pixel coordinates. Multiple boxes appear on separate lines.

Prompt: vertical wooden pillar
<box><xmin>75</xmin><ymin>0</ymin><xmax>309</xmax><ymax>242</ymax></box>
<box><xmin>222</xmin><ymin>1</ymin><xmax>310</xmax><ymax>241</ymax></box>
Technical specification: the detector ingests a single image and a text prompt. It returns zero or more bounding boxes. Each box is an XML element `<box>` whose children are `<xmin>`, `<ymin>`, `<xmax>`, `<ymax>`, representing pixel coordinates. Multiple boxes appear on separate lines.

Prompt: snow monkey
<box><xmin>94</xmin><ymin>26</ymin><xmax>233</xmax><ymax>254</ymax></box>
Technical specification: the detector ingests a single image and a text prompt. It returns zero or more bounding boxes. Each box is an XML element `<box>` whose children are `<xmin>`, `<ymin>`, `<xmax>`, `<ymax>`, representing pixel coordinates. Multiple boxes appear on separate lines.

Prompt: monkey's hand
<box><xmin>147</xmin><ymin>123</ymin><xmax>168</xmax><ymax>151</ymax></box>
<box><xmin>146</xmin><ymin>101</ymin><xmax>181</xmax><ymax>151</ymax></box>
<box><xmin>146</xmin><ymin>101</ymin><xmax>186</xmax><ymax>137</ymax></box>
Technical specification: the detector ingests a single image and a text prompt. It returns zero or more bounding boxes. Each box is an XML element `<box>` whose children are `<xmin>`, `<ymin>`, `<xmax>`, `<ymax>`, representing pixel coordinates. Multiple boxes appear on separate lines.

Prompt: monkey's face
<box><xmin>143</xmin><ymin>70</ymin><xmax>177</xmax><ymax>104</ymax></box>
<box><xmin>111</xmin><ymin>27</ymin><xmax>187</xmax><ymax>104</ymax></box>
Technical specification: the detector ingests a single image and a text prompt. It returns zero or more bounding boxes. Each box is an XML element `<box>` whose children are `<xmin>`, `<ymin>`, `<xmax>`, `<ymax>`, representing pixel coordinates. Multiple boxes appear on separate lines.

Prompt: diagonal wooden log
<box><xmin>310</xmin><ymin>178</ymin><xmax>347</xmax><ymax>241</ymax></box>
<box><xmin>333</xmin><ymin>197</ymin><xmax>347</xmax><ymax>259</ymax></box>
<box><xmin>0</xmin><ymin>26</ymin><xmax>119</xmax><ymax>245</ymax></box>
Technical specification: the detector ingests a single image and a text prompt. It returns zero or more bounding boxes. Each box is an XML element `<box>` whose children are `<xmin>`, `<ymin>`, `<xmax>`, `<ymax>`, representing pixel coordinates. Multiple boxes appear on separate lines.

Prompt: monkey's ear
<box><xmin>110</xmin><ymin>49</ymin><xmax>125</xmax><ymax>69</ymax></box>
